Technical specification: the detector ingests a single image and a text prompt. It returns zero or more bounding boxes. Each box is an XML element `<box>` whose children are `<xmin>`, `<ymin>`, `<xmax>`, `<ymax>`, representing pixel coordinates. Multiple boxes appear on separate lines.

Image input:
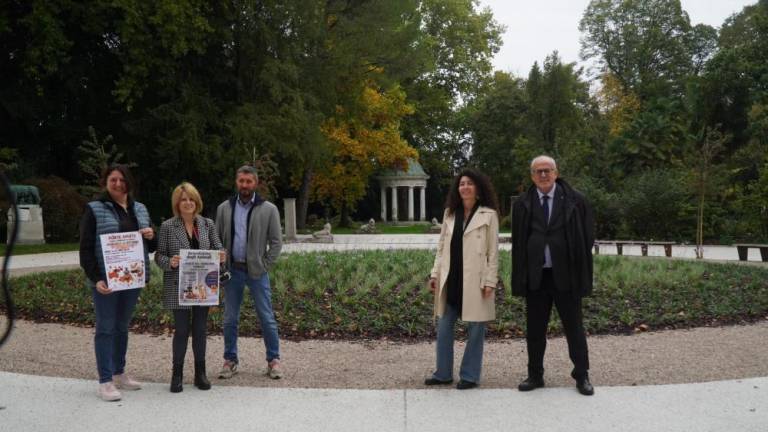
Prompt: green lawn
<box><xmin>8</xmin><ymin>251</ymin><xmax>767</xmax><ymax>341</ymax></box>
<box><xmin>0</xmin><ymin>242</ymin><xmax>79</xmax><ymax>256</ymax></box>
<box><xmin>300</xmin><ymin>224</ymin><xmax>512</xmax><ymax>234</ymax></box>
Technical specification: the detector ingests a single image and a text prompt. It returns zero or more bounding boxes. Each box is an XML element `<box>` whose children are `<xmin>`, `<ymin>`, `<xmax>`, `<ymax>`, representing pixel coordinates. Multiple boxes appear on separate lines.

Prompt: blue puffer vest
<box><xmin>87</xmin><ymin>199</ymin><xmax>152</xmax><ymax>285</ymax></box>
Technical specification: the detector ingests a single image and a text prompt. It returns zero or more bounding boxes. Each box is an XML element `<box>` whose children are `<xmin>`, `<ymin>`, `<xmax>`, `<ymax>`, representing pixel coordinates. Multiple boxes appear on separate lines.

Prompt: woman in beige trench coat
<box><xmin>426</xmin><ymin>168</ymin><xmax>499</xmax><ymax>390</ymax></box>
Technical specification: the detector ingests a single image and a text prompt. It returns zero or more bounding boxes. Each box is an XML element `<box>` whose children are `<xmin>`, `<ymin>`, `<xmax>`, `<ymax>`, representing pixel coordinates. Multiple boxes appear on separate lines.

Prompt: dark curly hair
<box><xmin>444</xmin><ymin>168</ymin><xmax>499</xmax><ymax>215</ymax></box>
<box><xmin>99</xmin><ymin>163</ymin><xmax>135</xmax><ymax>197</ymax></box>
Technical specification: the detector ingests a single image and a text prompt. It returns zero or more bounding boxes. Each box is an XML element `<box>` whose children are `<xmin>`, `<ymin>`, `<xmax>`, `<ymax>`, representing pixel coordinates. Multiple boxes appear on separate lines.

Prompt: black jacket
<box><xmin>511</xmin><ymin>178</ymin><xmax>595</xmax><ymax>298</ymax></box>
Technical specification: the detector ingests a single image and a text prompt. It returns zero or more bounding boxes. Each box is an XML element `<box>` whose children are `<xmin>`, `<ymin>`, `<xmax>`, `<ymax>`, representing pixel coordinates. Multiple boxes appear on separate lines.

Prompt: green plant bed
<box><xmin>7</xmin><ymin>252</ymin><xmax>768</xmax><ymax>341</ymax></box>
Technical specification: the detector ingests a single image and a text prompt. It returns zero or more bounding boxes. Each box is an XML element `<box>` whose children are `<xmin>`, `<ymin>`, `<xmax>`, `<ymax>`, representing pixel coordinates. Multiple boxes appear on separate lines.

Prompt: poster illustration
<box><xmin>100</xmin><ymin>231</ymin><xmax>145</xmax><ymax>291</ymax></box>
<box><xmin>178</xmin><ymin>249</ymin><xmax>220</xmax><ymax>306</ymax></box>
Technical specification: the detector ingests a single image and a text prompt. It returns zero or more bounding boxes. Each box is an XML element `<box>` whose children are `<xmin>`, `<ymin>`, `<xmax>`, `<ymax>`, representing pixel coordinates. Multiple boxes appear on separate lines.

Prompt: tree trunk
<box><xmin>340</xmin><ymin>201</ymin><xmax>351</xmax><ymax>227</ymax></box>
<box><xmin>696</xmin><ymin>176</ymin><xmax>705</xmax><ymax>259</ymax></box>
<box><xmin>296</xmin><ymin>168</ymin><xmax>313</xmax><ymax>229</ymax></box>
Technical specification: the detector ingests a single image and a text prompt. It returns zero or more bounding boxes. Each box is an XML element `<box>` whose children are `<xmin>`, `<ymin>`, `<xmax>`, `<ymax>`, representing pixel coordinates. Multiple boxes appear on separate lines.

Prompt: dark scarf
<box><xmin>446</xmin><ymin>203</ymin><xmax>479</xmax><ymax>316</ymax></box>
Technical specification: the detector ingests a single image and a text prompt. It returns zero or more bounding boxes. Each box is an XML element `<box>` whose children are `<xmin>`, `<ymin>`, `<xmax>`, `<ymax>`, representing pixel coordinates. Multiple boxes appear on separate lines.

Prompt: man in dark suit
<box><xmin>511</xmin><ymin>155</ymin><xmax>596</xmax><ymax>396</ymax></box>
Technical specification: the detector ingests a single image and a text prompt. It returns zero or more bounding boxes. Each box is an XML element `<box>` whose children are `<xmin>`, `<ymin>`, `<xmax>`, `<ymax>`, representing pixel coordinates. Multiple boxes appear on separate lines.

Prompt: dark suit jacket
<box><xmin>511</xmin><ymin>178</ymin><xmax>595</xmax><ymax>298</ymax></box>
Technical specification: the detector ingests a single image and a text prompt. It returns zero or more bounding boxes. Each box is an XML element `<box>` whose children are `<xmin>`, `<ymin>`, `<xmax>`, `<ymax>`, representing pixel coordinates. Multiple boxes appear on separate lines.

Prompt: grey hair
<box><xmin>530</xmin><ymin>155</ymin><xmax>557</xmax><ymax>172</ymax></box>
<box><xmin>236</xmin><ymin>165</ymin><xmax>259</xmax><ymax>179</ymax></box>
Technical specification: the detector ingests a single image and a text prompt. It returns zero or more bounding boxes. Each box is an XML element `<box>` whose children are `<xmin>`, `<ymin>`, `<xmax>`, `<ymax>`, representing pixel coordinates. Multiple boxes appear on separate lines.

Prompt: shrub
<box><xmin>25</xmin><ymin>176</ymin><xmax>88</xmax><ymax>242</ymax></box>
<box><xmin>571</xmin><ymin>176</ymin><xmax>621</xmax><ymax>239</ymax></box>
<box><xmin>619</xmin><ymin>169</ymin><xmax>695</xmax><ymax>241</ymax></box>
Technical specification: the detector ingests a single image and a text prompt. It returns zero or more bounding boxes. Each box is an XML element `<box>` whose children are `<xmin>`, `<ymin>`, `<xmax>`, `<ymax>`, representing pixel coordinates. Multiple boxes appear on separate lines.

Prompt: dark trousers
<box><xmin>172</xmin><ymin>307</ymin><xmax>209</xmax><ymax>365</ymax></box>
<box><xmin>525</xmin><ymin>269</ymin><xmax>589</xmax><ymax>381</ymax></box>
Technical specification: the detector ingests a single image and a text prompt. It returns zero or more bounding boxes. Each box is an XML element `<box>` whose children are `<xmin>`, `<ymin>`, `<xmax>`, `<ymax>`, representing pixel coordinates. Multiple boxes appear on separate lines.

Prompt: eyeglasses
<box><xmin>532</xmin><ymin>168</ymin><xmax>555</xmax><ymax>176</ymax></box>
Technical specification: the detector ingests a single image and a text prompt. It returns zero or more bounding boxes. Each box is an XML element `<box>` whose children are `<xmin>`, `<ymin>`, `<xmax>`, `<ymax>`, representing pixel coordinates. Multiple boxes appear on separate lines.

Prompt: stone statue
<box><xmin>429</xmin><ymin>217</ymin><xmax>441</xmax><ymax>233</ymax></box>
<box><xmin>312</xmin><ymin>222</ymin><xmax>332</xmax><ymax>238</ymax></box>
<box><xmin>7</xmin><ymin>185</ymin><xmax>45</xmax><ymax>244</ymax></box>
<box><xmin>307</xmin><ymin>222</ymin><xmax>333</xmax><ymax>243</ymax></box>
<box><xmin>10</xmin><ymin>185</ymin><xmax>41</xmax><ymax>205</ymax></box>
<box><xmin>357</xmin><ymin>218</ymin><xmax>378</xmax><ymax>234</ymax></box>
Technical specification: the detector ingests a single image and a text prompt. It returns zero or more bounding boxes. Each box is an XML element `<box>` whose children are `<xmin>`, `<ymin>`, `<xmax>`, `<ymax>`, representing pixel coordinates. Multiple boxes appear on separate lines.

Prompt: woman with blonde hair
<box><xmin>156</xmin><ymin>182</ymin><xmax>225</xmax><ymax>393</ymax></box>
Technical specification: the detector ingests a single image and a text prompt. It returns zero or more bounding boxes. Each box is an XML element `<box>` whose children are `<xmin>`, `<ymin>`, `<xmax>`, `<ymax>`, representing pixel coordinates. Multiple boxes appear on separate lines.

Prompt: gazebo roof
<box><xmin>376</xmin><ymin>158</ymin><xmax>429</xmax><ymax>180</ymax></box>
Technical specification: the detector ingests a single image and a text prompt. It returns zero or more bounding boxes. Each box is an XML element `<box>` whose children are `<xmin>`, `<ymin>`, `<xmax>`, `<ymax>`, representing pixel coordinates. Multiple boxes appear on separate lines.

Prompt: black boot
<box><xmin>170</xmin><ymin>363</ymin><xmax>183</xmax><ymax>393</ymax></box>
<box><xmin>194</xmin><ymin>361</ymin><xmax>211</xmax><ymax>390</ymax></box>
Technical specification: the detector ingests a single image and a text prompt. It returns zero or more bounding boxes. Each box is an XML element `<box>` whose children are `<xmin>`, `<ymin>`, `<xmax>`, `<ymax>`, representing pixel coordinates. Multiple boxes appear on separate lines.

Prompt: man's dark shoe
<box><xmin>456</xmin><ymin>379</ymin><xmax>478</xmax><ymax>390</ymax></box>
<box><xmin>576</xmin><ymin>377</ymin><xmax>594</xmax><ymax>396</ymax></box>
<box><xmin>424</xmin><ymin>377</ymin><xmax>453</xmax><ymax>386</ymax></box>
<box><xmin>517</xmin><ymin>377</ymin><xmax>545</xmax><ymax>392</ymax></box>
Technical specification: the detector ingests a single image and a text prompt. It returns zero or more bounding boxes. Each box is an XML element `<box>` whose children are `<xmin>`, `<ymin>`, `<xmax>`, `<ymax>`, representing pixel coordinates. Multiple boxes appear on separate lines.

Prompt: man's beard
<box><xmin>239</xmin><ymin>189</ymin><xmax>254</xmax><ymax>201</ymax></box>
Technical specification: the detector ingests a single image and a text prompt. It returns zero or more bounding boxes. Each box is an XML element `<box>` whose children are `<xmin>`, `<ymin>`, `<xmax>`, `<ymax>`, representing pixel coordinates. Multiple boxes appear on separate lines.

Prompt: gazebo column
<box><xmin>391</xmin><ymin>186</ymin><xmax>398</xmax><ymax>222</ymax></box>
<box><xmin>420</xmin><ymin>186</ymin><xmax>426</xmax><ymax>221</ymax></box>
<box><xmin>407</xmin><ymin>186</ymin><xmax>414</xmax><ymax>221</ymax></box>
<box><xmin>380</xmin><ymin>186</ymin><xmax>387</xmax><ymax>222</ymax></box>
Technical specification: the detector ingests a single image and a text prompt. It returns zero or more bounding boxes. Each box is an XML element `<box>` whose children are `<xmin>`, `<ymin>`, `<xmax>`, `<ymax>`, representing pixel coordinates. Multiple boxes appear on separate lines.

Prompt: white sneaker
<box><xmin>267</xmin><ymin>360</ymin><xmax>283</xmax><ymax>380</ymax></box>
<box><xmin>219</xmin><ymin>360</ymin><xmax>238</xmax><ymax>379</ymax></box>
<box><xmin>98</xmin><ymin>382</ymin><xmax>122</xmax><ymax>402</ymax></box>
<box><xmin>113</xmin><ymin>373</ymin><xmax>142</xmax><ymax>390</ymax></box>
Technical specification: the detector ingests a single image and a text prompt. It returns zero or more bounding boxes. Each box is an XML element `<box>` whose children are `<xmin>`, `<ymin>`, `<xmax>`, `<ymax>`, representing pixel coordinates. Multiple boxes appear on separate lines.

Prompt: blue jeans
<box><xmin>432</xmin><ymin>303</ymin><xmax>486</xmax><ymax>384</ymax></box>
<box><xmin>92</xmin><ymin>287</ymin><xmax>141</xmax><ymax>384</ymax></box>
<box><xmin>223</xmin><ymin>269</ymin><xmax>280</xmax><ymax>363</ymax></box>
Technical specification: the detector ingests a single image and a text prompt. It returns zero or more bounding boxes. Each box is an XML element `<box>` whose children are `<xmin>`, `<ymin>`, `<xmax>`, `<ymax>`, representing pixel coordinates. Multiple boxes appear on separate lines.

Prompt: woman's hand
<box><xmin>139</xmin><ymin>227</ymin><xmax>154</xmax><ymax>240</ymax></box>
<box><xmin>170</xmin><ymin>255</ymin><xmax>180</xmax><ymax>269</ymax></box>
<box><xmin>428</xmin><ymin>277</ymin><xmax>437</xmax><ymax>293</ymax></box>
<box><xmin>95</xmin><ymin>280</ymin><xmax>112</xmax><ymax>295</ymax></box>
<box><xmin>219</xmin><ymin>250</ymin><xmax>227</xmax><ymax>263</ymax></box>
<box><xmin>482</xmin><ymin>285</ymin><xmax>494</xmax><ymax>299</ymax></box>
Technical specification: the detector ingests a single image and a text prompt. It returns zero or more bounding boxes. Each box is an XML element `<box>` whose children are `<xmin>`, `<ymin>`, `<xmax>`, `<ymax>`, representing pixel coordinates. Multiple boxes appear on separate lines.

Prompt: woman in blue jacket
<box><xmin>79</xmin><ymin>164</ymin><xmax>155</xmax><ymax>402</ymax></box>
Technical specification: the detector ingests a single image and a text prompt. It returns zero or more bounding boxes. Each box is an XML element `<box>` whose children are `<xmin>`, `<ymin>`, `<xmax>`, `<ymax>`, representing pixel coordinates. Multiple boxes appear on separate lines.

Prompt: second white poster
<box><xmin>178</xmin><ymin>249</ymin><xmax>220</xmax><ymax>306</ymax></box>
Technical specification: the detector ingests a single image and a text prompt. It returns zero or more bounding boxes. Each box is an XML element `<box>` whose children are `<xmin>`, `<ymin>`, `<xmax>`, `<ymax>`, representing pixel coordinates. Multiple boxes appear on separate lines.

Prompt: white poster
<box><xmin>178</xmin><ymin>249</ymin><xmax>220</xmax><ymax>306</ymax></box>
<box><xmin>100</xmin><ymin>231</ymin><xmax>145</xmax><ymax>291</ymax></box>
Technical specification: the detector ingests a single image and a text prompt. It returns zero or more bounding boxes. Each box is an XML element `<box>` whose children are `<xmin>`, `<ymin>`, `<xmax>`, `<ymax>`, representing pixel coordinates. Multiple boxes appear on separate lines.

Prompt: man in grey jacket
<box><xmin>216</xmin><ymin>165</ymin><xmax>283</xmax><ymax>379</ymax></box>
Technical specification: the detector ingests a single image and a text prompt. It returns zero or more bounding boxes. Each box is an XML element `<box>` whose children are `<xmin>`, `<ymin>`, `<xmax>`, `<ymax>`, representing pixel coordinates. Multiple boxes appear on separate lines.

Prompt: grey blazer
<box><xmin>155</xmin><ymin>215</ymin><xmax>224</xmax><ymax>309</ymax></box>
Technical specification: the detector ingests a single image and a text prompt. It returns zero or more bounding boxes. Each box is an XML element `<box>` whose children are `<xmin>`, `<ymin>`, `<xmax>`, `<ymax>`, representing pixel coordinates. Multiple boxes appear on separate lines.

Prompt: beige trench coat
<box><xmin>430</xmin><ymin>206</ymin><xmax>499</xmax><ymax>322</ymax></box>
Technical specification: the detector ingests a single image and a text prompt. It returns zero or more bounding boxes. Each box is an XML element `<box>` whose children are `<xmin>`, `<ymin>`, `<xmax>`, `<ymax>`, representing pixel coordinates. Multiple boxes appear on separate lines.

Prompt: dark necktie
<box><xmin>542</xmin><ymin>195</ymin><xmax>550</xmax><ymax>225</ymax></box>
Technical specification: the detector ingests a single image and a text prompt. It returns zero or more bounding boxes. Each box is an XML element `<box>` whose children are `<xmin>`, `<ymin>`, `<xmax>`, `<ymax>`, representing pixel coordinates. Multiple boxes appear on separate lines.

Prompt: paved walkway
<box><xmin>1</xmin><ymin>371</ymin><xmax>765</xmax><ymax>432</ymax></box>
<box><xmin>2</xmin><ymin>235</ymin><xmax>767</xmax><ymax>431</ymax></box>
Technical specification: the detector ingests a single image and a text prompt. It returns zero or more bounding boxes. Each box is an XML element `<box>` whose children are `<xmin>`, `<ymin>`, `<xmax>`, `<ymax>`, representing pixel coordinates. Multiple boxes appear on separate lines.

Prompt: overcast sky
<box><xmin>478</xmin><ymin>0</ymin><xmax>757</xmax><ymax>77</ymax></box>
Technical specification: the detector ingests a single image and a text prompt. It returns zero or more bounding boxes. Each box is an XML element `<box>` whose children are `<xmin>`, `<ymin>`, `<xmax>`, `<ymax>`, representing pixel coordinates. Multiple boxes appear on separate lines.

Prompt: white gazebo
<box><xmin>376</xmin><ymin>159</ymin><xmax>430</xmax><ymax>222</ymax></box>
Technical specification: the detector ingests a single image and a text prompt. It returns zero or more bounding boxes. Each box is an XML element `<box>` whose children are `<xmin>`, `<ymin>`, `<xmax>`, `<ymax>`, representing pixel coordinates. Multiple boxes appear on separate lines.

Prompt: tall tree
<box><xmin>402</xmin><ymin>0</ymin><xmax>503</xmax><ymax>204</ymax></box>
<box><xmin>579</xmin><ymin>0</ymin><xmax>715</xmax><ymax>101</ymax></box>
<box><xmin>313</xmin><ymin>84</ymin><xmax>417</xmax><ymax>226</ymax></box>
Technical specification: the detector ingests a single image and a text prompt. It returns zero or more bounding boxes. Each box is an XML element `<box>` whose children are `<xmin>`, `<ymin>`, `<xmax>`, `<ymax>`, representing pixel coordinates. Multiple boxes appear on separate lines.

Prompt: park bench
<box><xmin>594</xmin><ymin>240</ymin><xmax>676</xmax><ymax>257</ymax></box>
<box><xmin>733</xmin><ymin>243</ymin><xmax>768</xmax><ymax>262</ymax></box>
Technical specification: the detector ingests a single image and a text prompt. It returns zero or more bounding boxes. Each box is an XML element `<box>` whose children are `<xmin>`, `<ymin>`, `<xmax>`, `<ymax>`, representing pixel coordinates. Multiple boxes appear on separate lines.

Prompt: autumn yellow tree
<box><xmin>598</xmin><ymin>72</ymin><xmax>642</xmax><ymax>137</ymax></box>
<box><xmin>313</xmin><ymin>84</ymin><xmax>417</xmax><ymax>226</ymax></box>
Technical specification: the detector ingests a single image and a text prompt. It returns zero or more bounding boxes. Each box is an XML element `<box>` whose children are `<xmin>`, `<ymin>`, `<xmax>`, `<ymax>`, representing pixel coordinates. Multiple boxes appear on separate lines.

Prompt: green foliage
<box><xmin>610</xmin><ymin>97</ymin><xmax>693</xmax><ymax>171</ymax></box>
<box><xmin>4</xmin><ymin>0</ymin><xmax>768</xmax><ymax>242</ymax></box>
<box><xmin>579</xmin><ymin>0</ymin><xmax>715</xmax><ymax>100</ymax></box>
<box><xmin>9</xmin><ymin>252</ymin><xmax>768</xmax><ymax>339</ymax></box>
<box><xmin>618</xmin><ymin>169</ymin><xmax>694</xmax><ymax>241</ymax></box>
<box><xmin>24</xmin><ymin>176</ymin><xmax>87</xmax><ymax>242</ymax></box>
<box><xmin>0</xmin><ymin>147</ymin><xmax>19</xmax><ymax>172</ymax></box>
<box><xmin>570</xmin><ymin>176</ymin><xmax>621</xmax><ymax>239</ymax></box>
<box><xmin>77</xmin><ymin>126</ymin><xmax>135</xmax><ymax>198</ymax></box>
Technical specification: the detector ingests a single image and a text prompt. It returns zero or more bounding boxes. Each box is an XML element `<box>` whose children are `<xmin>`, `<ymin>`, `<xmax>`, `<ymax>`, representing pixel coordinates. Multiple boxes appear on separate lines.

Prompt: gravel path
<box><xmin>2</xmin><ymin>318</ymin><xmax>767</xmax><ymax>389</ymax></box>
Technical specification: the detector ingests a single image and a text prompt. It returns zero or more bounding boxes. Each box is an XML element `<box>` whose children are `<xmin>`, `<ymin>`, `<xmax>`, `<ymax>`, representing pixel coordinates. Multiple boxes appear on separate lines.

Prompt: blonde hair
<box><xmin>171</xmin><ymin>182</ymin><xmax>203</xmax><ymax>217</ymax></box>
